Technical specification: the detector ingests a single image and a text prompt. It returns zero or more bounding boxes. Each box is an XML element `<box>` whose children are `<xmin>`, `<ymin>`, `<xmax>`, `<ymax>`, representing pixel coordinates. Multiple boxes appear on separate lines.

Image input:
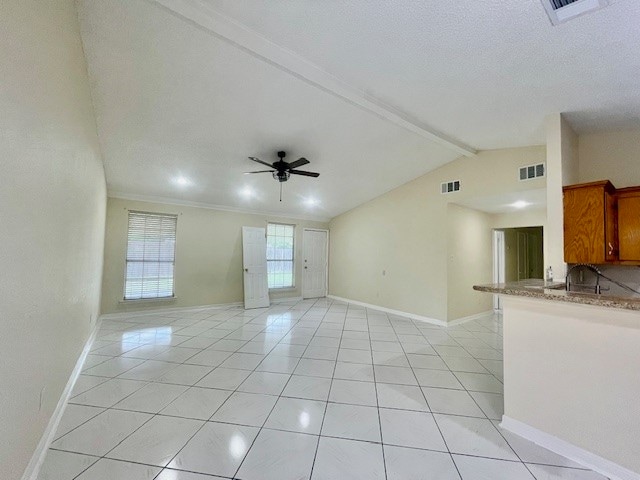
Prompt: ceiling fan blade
<box><xmin>244</xmin><ymin>170</ymin><xmax>275</xmax><ymax>174</ymax></box>
<box><xmin>289</xmin><ymin>170</ymin><xmax>320</xmax><ymax>177</ymax></box>
<box><xmin>286</xmin><ymin>157</ymin><xmax>310</xmax><ymax>170</ymax></box>
<box><xmin>248</xmin><ymin>156</ymin><xmax>275</xmax><ymax>168</ymax></box>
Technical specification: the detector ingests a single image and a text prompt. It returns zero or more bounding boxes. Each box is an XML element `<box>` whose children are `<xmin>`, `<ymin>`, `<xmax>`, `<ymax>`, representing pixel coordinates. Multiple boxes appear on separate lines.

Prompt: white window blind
<box><xmin>266</xmin><ymin>223</ymin><xmax>294</xmax><ymax>288</ymax></box>
<box><xmin>124</xmin><ymin>211</ymin><xmax>177</xmax><ymax>300</ymax></box>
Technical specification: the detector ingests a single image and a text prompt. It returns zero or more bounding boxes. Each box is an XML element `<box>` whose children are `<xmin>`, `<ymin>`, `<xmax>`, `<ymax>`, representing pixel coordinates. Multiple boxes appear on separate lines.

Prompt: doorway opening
<box><xmin>493</xmin><ymin>226</ymin><xmax>544</xmax><ymax>310</ymax></box>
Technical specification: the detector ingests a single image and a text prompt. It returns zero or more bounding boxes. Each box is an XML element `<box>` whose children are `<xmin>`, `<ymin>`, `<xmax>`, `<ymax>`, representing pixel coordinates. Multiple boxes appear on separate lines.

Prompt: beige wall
<box><xmin>446</xmin><ymin>205</ymin><xmax>494</xmax><ymax>321</ymax></box>
<box><xmin>491</xmin><ymin>208</ymin><xmax>546</xmax><ymax>230</ymax></box>
<box><xmin>578</xmin><ymin>129</ymin><xmax>640</xmax><ymax>188</ymax></box>
<box><xmin>503</xmin><ymin>296</ymin><xmax>640</xmax><ymax>475</ymax></box>
<box><xmin>0</xmin><ymin>2</ymin><xmax>107</xmax><ymax>478</ymax></box>
<box><xmin>329</xmin><ymin>146</ymin><xmax>546</xmax><ymax>323</ymax></box>
<box><xmin>101</xmin><ymin>197</ymin><xmax>328</xmax><ymax>314</ymax></box>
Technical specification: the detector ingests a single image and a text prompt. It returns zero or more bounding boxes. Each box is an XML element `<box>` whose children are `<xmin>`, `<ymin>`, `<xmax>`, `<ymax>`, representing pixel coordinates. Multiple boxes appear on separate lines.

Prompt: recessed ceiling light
<box><xmin>239</xmin><ymin>187</ymin><xmax>254</xmax><ymax>198</ymax></box>
<box><xmin>512</xmin><ymin>200</ymin><xmax>529</xmax><ymax>209</ymax></box>
<box><xmin>174</xmin><ymin>176</ymin><xmax>191</xmax><ymax>187</ymax></box>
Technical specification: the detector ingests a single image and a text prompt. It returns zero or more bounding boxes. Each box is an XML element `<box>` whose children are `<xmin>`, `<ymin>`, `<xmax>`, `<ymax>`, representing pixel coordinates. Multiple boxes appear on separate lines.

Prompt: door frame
<box><xmin>492</xmin><ymin>229</ymin><xmax>505</xmax><ymax>311</ymax></box>
<box><xmin>517</xmin><ymin>231</ymin><xmax>529</xmax><ymax>281</ymax></box>
<box><xmin>302</xmin><ymin>228</ymin><xmax>330</xmax><ymax>299</ymax></box>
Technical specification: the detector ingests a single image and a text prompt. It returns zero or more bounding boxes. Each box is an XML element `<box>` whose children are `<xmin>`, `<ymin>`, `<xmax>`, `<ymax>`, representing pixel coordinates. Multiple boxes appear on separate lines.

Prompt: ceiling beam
<box><xmin>148</xmin><ymin>0</ymin><xmax>477</xmax><ymax>157</ymax></box>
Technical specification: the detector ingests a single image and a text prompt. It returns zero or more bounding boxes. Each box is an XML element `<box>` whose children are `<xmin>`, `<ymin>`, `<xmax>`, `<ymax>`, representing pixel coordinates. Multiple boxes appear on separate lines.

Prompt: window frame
<box><xmin>266</xmin><ymin>222</ymin><xmax>296</xmax><ymax>290</ymax></box>
<box><xmin>123</xmin><ymin>210</ymin><xmax>178</xmax><ymax>301</ymax></box>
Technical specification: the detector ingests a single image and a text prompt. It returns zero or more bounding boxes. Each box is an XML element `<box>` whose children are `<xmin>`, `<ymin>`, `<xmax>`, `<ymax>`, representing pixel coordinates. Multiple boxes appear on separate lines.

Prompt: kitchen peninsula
<box><xmin>474</xmin><ymin>280</ymin><xmax>640</xmax><ymax>480</ymax></box>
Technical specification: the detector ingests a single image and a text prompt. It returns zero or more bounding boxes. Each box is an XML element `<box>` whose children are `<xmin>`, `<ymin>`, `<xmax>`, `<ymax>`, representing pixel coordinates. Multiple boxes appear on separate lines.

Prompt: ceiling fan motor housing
<box><xmin>273</xmin><ymin>170</ymin><xmax>290</xmax><ymax>182</ymax></box>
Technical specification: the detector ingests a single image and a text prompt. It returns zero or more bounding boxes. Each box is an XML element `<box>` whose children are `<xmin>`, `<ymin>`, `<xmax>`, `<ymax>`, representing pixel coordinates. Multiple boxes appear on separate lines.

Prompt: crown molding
<box><xmin>107</xmin><ymin>191</ymin><xmax>332</xmax><ymax>223</ymax></box>
<box><xmin>148</xmin><ymin>0</ymin><xmax>477</xmax><ymax>157</ymax></box>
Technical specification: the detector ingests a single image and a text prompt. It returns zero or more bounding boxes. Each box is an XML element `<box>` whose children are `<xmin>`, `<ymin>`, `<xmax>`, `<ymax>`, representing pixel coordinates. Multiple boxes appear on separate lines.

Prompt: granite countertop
<box><xmin>473</xmin><ymin>279</ymin><xmax>640</xmax><ymax>311</ymax></box>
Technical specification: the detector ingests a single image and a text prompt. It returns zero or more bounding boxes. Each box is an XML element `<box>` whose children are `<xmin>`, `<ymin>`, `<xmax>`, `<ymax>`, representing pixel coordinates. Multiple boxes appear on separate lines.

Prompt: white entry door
<box><xmin>302</xmin><ymin>229</ymin><xmax>328</xmax><ymax>299</ymax></box>
<box><xmin>242</xmin><ymin>227</ymin><xmax>270</xmax><ymax>309</ymax></box>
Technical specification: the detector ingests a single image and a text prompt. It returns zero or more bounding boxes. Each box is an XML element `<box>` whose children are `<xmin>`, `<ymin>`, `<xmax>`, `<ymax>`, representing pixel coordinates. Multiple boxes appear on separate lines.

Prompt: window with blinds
<box><xmin>124</xmin><ymin>211</ymin><xmax>177</xmax><ymax>300</ymax></box>
<box><xmin>266</xmin><ymin>223</ymin><xmax>295</xmax><ymax>289</ymax></box>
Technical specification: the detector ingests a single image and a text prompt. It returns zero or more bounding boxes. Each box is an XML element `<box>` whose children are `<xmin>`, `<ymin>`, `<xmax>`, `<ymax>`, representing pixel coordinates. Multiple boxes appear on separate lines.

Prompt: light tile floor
<box><xmin>39</xmin><ymin>298</ymin><xmax>608</xmax><ymax>479</ymax></box>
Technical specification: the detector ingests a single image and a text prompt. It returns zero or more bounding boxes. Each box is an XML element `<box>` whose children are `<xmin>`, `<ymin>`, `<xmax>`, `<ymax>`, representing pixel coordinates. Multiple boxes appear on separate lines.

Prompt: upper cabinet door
<box><xmin>563</xmin><ymin>181</ymin><xmax>616</xmax><ymax>264</ymax></box>
<box><xmin>618</xmin><ymin>193</ymin><xmax>640</xmax><ymax>262</ymax></box>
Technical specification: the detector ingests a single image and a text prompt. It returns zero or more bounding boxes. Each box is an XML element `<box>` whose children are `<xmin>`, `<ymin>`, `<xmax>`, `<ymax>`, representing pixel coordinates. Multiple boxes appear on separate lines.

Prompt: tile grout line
<box><xmin>366</xmin><ymin>306</ymin><xmax>389</xmax><ymax>480</ymax></box>
<box><xmin>230</xmin><ymin>298</ymin><xmax>328</xmax><ymax>479</ymax></box>
<box><xmin>410</xmin><ymin>315</ymin><xmax>515</xmax><ymax>475</ymax></box>
<box><xmin>154</xmin><ymin>299</ymin><xmax>323</xmax><ymax>479</ymax></box>
<box><xmin>66</xmin><ymin>303</ymin><xmax>299</xmax><ymax>479</ymax></box>
<box><xmin>396</xmin><ymin>315</ymin><xmax>463</xmax><ymax>480</ymax></box>
<box><xmin>50</xmin><ymin>303</ymin><xmax>591</xmax><ymax>480</ymax></box>
<box><xmin>307</xmin><ymin>299</ymin><xmax>348</xmax><ymax>480</ymax></box>
<box><xmin>68</xmin><ymin>304</ymin><xmax>252</xmax><ymax>479</ymax></box>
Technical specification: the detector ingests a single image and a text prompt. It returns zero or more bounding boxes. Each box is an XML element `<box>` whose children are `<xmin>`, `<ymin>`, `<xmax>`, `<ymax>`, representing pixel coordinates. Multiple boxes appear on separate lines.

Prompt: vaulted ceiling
<box><xmin>77</xmin><ymin>0</ymin><xmax>640</xmax><ymax>219</ymax></box>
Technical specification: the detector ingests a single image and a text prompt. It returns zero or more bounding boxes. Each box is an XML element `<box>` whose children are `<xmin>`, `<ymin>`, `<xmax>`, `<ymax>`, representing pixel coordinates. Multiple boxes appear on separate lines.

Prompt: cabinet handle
<box><xmin>608</xmin><ymin>242</ymin><xmax>614</xmax><ymax>256</ymax></box>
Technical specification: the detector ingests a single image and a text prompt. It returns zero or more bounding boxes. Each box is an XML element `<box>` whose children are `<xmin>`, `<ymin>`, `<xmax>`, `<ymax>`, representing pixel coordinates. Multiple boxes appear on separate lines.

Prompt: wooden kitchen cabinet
<box><xmin>563</xmin><ymin>180</ymin><xmax>617</xmax><ymax>264</ymax></box>
<box><xmin>617</xmin><ymin>188</ymin><xmax>640</xmax><ymax>262</ymax></box>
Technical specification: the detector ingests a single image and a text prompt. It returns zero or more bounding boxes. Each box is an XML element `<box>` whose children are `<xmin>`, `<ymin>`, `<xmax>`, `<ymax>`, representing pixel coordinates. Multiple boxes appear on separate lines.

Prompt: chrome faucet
<box><xmin>566</xmin><ymin>264</ymin><xmax>602</xmax><ymax>294</ymax></box>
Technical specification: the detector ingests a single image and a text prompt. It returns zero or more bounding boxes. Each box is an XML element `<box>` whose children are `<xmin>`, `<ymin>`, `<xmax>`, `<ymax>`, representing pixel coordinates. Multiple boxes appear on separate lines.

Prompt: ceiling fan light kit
<box><xmin>246</xmin><ymin>150</ymin><xmax>319</xmax><ymax>201</ymax></box>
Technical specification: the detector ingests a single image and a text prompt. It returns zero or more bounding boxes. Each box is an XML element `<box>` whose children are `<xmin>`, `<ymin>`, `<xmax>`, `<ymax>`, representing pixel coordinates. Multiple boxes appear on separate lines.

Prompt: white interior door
<box><xmin>242</xmin><ymin>227</ymin><xmax>270</xmax><ymax>309</ymax></box>
<box><xmin>302</xmin><ymin>229</ymin><xmax>328</xmax><ymax>299</ymax></box>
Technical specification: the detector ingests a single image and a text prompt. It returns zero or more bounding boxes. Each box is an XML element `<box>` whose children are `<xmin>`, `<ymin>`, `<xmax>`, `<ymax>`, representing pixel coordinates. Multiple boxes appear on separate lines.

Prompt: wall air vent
<box><xmin>441</xmin><ymin>180</ymin><xmax>461</xmax><ymax>194</ymax></box>
<box><xmin>519</xmin><ymin>163</ymin><xmax>545</xmax><ymax>181</ymax></box>
<box><xmin>541</xmin><ymin>0</ymin><xmax>609</xmax><ymax>25</ymax></box>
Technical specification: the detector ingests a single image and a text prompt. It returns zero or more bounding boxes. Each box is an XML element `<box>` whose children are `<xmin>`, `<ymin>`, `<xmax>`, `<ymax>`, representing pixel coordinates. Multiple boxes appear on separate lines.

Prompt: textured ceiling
<box><xmin>77</xmin><ymin>0</ymin><xmax>640</xmax><ymax>219</ymax></box>
<box><xmin>207</xmin><ymin>0</ymin><xmax>640</xmax><ymax>148</ymax></box>
<box><xmin>77</xmin><ymin>0</ymin><xmax>458</xmax><ymax>220</ymax></box>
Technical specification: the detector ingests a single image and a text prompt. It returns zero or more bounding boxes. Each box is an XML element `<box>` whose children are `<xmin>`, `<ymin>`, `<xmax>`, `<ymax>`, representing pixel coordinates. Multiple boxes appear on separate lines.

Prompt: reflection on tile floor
<box><xmin>39</xmin><ymin>298</ymin><xmax>607</xmax><ymax>479</ymax></box>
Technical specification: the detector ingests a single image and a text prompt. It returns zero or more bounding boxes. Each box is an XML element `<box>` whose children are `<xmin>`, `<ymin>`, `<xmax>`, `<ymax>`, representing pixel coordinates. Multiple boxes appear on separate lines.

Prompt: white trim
<box><xmin>327</xmin><ymin>295</ymin><xmax>447</xmax><ymax>326</ymax></box>
<box><xmin>149</xmin><ymin>0</ymin><xmax>476</xmax><ymax>157</ymax></box>
<box><xmin>447</xmin><ymin>310</ymin><xmax>494</xmax><ymax>326</ymax></box>
<box><xmin>493</xmin><ymin>229</ymin><xmax>506</xmax><ymax>311</ymax></box>
<box><xmin>501</xmin><ymin>416</ymin><xmax>640</xmax><ymax>480</ymax></box>
<box><xmin>100</xmin><ymin>301</ymin><xmax>243</xmax><ymax>320</ymax></box>
<box><xmin>108</xmin><ymin>191</ymin><xmax>332</xmax><ymax>223</ymax></box>
<box><xmin>21</xmin><ymin>319</ymin><xmax>102</xmax><ymax>480</ymax></box>
<box><xmin>302</xmin><ymin>228</ymin><xmax>330</xmax><ymax>299</ymax></box>
<box><xmin>271</xmin><ymin>295</ymin><xmax>303</xmax><ymax>303</ymax></box>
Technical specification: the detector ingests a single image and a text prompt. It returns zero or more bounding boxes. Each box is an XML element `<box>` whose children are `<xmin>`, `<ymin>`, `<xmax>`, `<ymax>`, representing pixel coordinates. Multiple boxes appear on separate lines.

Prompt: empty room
<box><xmin>2</xmin><ymin>0</ymin><xmax>640</xmax><ymax>479</ymax></box>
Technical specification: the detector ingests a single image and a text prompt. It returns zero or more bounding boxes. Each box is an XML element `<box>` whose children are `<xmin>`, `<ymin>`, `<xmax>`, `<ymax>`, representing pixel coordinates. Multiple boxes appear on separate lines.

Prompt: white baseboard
<box><xmin>100</xmin><ymin>301</ymin><xmax>244</xmax><ymax>320</ymax></box>
<box><xmin>326</xmin><ymin>295</ymin><xmax>447</xmax><ymax>326</ymax></box>
<box><xmin>447</xmin><ymin>310</ymin><xmax>494</xmax><ymax>326</ymax></box>
<box><xmin>272</xmin><ymin>296</ymin><xmax>303</xmax><ymax>302</ymax></box>
<box><xmin>501</xmin><ymin>416</ymin><xmax>640</xmax><ymax>480</ymax></box>
<box><xmin>21</xmin><ymin>318</ymin><xmax>102</xmax><ymax>480</ymax></box>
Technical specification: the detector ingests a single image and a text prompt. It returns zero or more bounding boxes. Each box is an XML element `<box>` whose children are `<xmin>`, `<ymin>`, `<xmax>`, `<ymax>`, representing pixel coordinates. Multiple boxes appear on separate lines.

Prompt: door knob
<box><xmin>304</xmin><ymin>266</ymin><xmax>307</xmax><ymax>269</ymax></box>
<box><xmin>244</xmin><ymin>268</ymin><xmax>248</xmax><ymax>272</ymax></box>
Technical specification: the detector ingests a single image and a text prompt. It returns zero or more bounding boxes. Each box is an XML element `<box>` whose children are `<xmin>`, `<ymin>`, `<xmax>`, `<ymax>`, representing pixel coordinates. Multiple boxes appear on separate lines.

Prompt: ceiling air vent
<box><xmin>520</xmin><ymin>163</ymin><xmax>545</xmax><ymax>181</ymax></box>
<box><xmin>541</xmin><ymin>0</ymin><xmax>609</xmax><ymax>25</ymax></box>
<box><xmin>441</xmin><ymin>180</ymin><xmax>461</xmax><ymax>194</ymax></box>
